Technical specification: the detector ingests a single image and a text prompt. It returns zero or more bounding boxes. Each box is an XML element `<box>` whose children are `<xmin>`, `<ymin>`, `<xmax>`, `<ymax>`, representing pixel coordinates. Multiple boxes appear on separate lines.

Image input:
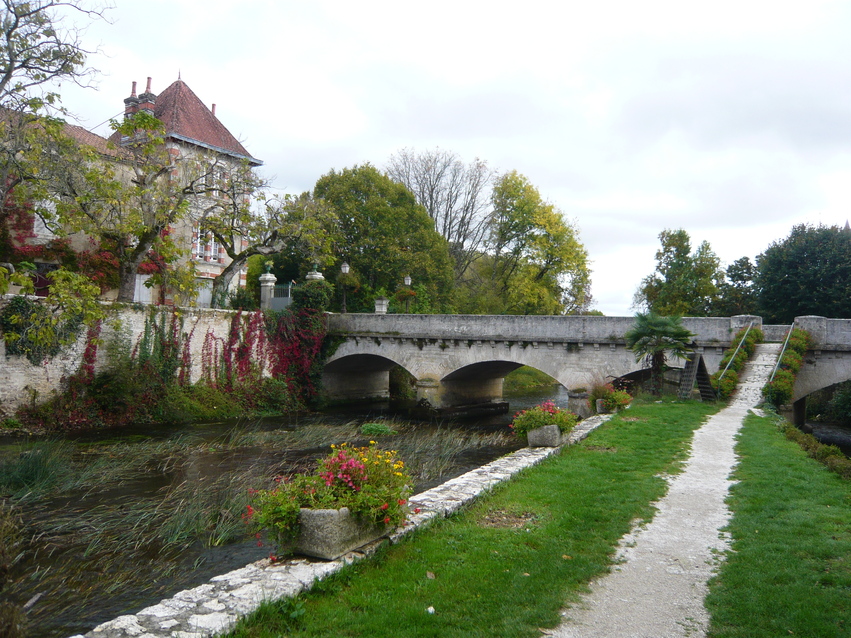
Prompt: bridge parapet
<box><xmin>328</xmin><ymin>314</ymin><xmax>753</xmax><ymax>348</ymax></box>
<box><xmin>794</xmin><ymin>316</ymin><xmax>851</xmax><ymax>351</ymax></box>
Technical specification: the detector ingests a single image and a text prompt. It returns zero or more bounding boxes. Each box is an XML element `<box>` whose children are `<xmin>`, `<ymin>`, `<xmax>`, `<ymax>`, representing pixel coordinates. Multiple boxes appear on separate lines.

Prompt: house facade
<box><xmin>114</xmin><ymin>77</ymin><xmax>264</xmax><ymax>306</ymax></box>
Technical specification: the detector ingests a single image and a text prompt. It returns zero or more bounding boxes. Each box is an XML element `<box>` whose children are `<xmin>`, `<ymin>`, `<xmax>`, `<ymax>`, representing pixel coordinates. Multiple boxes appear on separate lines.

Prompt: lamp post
<box><xmin>340</xmin><ymin>262</ymin><xmax>350</xmax><ymax>313</ymax></box>
<box><xmin>403</xmin><ymin>275</ymin><xmax>412</xmax><ymax>314</ymax></box>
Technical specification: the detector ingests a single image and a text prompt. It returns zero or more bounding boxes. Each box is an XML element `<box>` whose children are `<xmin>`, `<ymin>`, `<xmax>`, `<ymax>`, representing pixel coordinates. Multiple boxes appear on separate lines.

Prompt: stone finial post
<box><xmin>305</xmin><ymin>263</ymin><xmax>325</xmax><ymax>281</ymax></box>
<box><xmin>259</xmin><ymin>271</ymin><xmax>278</xmax><ymax>310</ymax></box>
<box><xmin>374</xmin><ymin>297</ymin><xmax>389</xmax><ymax>314</ymax></box>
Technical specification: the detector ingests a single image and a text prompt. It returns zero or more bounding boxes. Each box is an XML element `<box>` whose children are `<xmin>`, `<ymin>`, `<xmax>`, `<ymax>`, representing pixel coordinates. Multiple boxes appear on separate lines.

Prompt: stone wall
<box><xmin>0</xmin><ymin>297</ymin><xmax>239</xmax><ymax>417</ymax></box>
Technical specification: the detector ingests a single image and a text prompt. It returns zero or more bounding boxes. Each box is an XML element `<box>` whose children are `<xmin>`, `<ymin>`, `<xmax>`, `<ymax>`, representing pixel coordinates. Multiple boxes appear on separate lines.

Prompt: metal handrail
<box><xmin>717</xmin><ymin>321</ymin><xmax>754</xmax><ymax>382</ymax></box>
<box><xmin>768</xmin><ymin>325</ymin><xmax>794</xmax><ymax>384</ymax></box>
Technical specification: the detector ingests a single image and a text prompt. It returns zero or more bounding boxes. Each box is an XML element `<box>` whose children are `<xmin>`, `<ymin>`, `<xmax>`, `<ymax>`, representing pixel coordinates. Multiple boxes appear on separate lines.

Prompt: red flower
<box><xmin>380</xmin><ymin>502</ymin><xmax>389</xmax><ymax>510</ymax></box>
<box><xmin>414</xmin><ymin>508</ymin><xmax>421</xmax><ymax>514</ymax></box>
<box><xmin>384</xmin><ymin>516</ymin><xmax>391</xmax><ymax>524</ymax></box>
<box><xmin>398</xmin><ymin>499</ymin><xmax>407</xmax><ymax>505</ymax></box>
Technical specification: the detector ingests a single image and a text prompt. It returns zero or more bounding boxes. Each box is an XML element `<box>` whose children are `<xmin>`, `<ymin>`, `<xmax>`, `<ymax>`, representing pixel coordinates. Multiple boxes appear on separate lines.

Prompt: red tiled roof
<box><xmin>64</xmin><ymin>123</ymin><xmax>123</xmax><ymax>158</ymax></box>
<box><xmin>110</xmin><ymin>79</ymin><xmax>262</xmax><ymax>165</ymax></box>
<box><xmin>155</xmin><ymin>80</ymin><xmax>261</xmax><ymax>165</ymax></box>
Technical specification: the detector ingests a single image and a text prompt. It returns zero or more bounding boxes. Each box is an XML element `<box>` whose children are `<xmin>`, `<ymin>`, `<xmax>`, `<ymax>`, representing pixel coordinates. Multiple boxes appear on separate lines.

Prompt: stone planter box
<box><xmin>295</xmin><ymin>507</ymin><xmax>389</xmax><ymax>560</ymax></box>
<box><xmin>526</xmin><ymin>424</ymin><xmax>562</xmax><ymax>447</ymax></box>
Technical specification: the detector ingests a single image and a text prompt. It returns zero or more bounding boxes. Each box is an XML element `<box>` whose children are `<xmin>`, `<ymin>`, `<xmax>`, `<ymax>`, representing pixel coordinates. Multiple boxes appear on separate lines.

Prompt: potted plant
<box><xmin>248</xmin><ymin>442</ymin><xmax>412</xmax><ymax>560</ymax></box>
<box><xmin>588</xmin><ymin>383</ymin><xmax>633</xmax><ymax>414</ymax></box>
<box><xmin>510</xmin><ymin>400</ymin><xmax>578</xmax><ymax>447</ymax></box>
<box><xmin>602</xmin><ymin>388</ymin><xmax>632</xmax><ymax>413</ymax></box>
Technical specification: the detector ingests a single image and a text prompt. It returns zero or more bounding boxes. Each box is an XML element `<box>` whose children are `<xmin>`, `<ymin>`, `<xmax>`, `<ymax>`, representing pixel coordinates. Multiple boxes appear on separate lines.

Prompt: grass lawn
<box><xmin>225</xmin><ymin>399</ymin><xmax>717</xmax><ymax>638</ymax></box>
<box><xmin>706</xmin><ymin>412</ymin><xmax>851</xmax><ymax>638</ymax></box>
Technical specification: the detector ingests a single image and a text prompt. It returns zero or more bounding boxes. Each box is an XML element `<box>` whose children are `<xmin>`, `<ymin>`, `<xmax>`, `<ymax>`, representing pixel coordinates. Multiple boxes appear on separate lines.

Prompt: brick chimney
<box><xmin>137</xmin><ymin>77</ymin><xmax>157</xmax><ymax>115</ymax></box>
<box><xmin>123</xmin><ymin>80</ymin><xmax>139</xmax><ymax>119</ymax></box>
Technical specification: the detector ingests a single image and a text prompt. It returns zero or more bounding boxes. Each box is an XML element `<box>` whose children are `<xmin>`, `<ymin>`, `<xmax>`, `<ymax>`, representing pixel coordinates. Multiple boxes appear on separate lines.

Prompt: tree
<box><xmin>624</xmin><ymin>312</ymin><xmax>694</xmax><ymax>395</ymax></box>
<box><xmin>313</xmin><ymin>164</ymin><xmax>454</xmax><ymax>312</ymax></box>
<box><xmin>35</xmin><ymin>111</ymin><xmax>214</xmax><ymax>302</ymax></box>
<box><xmin>462</xmin><ymin>170</ymin><xmax>590</xmax><ymax>315</ymax></box>
<box><xmin>755</xmin><ymin>223</ymin><xmax>851</xmax><ymax>324</ymax></box>
<box><xmin>635</xmin><ymin>229</ymin><xmax>723</xmax><ymax>316</ymax></box>
<box><xmin>195</xmin><ymin>171</ymin><xmax>338</xmax><ymax>308</ymax></box>
<box><xmin>711</xmin><ymin>256</ymin><xmax>758</xmax><ymax>317</ymax></box>
<box><xmin>386</xmin><ymin>148</ymin><xmax>493</xmax><ymax>283</ymax></box>
<box><xmin>0</xmin><ymin>0</ymin><xmax>105</xmax><ymax>241</ymax></box>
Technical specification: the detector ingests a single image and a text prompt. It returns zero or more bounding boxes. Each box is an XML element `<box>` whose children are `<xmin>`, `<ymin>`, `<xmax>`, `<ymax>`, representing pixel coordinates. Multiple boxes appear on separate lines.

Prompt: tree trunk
<box><xmin>117</xmin><ymin>263</ymin><xmax>138</xmax><ymax>302</ymax></box>
<box><xmin>209</xmin><ymin>257</ymin><xmax>245</xmax><ymax>309</ymax></box>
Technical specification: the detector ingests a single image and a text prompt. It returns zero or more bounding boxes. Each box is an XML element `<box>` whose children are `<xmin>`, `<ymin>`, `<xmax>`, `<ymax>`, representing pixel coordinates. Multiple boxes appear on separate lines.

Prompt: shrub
<box><xmin>827</xmin><ymin>381</ymin><xmax>851</xmax><ymax>426</ymax></box>
<box><xmin>0</xmin><ymin>295</ymin><xmax>83</xmax><ymax>364</ymax></box>
<box><xmin>762</xmin><ymin>368</ymin><xmax>796</xmax><ymax>406</ymax></box>
<box><xmin>587</xmin><ymin>382</ymin><xmax>613</xmax><ymax>413</ymax></box>
<box><xmin>711</xmin><ymin>369</ymin><xmax>739</xmax><ymax>399</ymax></box>
<box><xmin>602</xmin><ymin>389</ymin><xmax>633</xmax><ymax>412</ymax></box>
<box><xmin>228</xmin><ymin>287</ymin><xmax>258</xmax><ymax>311</ymax></box>
<box><xmin>787</xmin><ymin>328</ymin><xmax>811</xmax><ymax>355</ymax></box>
<box><xmin>510</xmin><ymin>401</ymin><xmax>578</xmax><ymax>439</ymax></box>
<box><xmin>291</xmin><ymin>280</ymin><xmax>334</xmax><ymax>312</ymax></box>
<box><xmin>360</xmin><ymin>423</ymin><xmax>397</xmax><ymax>437</ymax></box>
<box><xmin>248</xmin><ymin>443</ymin><xmax>413</xmax><ymax>552</ymax></box>
<box><xmin>779</xmin><ymin>350</ymin><xmax>803</xmax><ymax>374</ymax></box>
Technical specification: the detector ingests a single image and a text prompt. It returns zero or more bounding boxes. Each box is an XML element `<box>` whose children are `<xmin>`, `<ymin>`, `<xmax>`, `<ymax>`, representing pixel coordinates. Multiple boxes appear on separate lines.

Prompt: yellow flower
<box><xmin>370</xmin><ymin>440</ymin><xmax>376</xmax><ymax>445</ymax></box>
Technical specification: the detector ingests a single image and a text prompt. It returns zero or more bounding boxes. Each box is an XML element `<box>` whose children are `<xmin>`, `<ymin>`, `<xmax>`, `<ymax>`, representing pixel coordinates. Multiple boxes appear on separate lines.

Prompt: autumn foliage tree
<box><xmin>459</xmin><ymin>171</ymin><xmax>590</xmax><ymax>315</ymax></box>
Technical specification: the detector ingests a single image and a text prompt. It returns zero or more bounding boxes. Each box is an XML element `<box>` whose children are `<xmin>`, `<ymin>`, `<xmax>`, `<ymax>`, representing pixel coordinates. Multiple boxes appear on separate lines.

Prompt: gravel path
<box><xmin>552</xmin><ymin>343</ymin><xmax>781</xmax><ymax>638</ymax></box>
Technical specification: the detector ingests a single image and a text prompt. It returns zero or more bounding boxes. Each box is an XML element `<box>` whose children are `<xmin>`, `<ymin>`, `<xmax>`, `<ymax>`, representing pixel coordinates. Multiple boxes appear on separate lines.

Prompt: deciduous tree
<box><xmin>0</xmin><ymin>0</ymin><xmax>106</xmax><ymax>244</ymax></box>
<box><xmin>35</xmin><ymin>112</ymin><xmax>213</xmax><ymax>302</ymax></box>
<box><xmin>635</xmin><ymin>229</ymin><xmax>723</xmax><ymax>316</ymax></box>
<box><xmin>198</xmin><ymin>185</ymin><xmax>338</xmax><ymax>308</ymax></box>
<box><xmin>461</xmin><ymin>170</ymin><xmax>590</xmax><ymax>315</ymax></box>
<box><xmin>386</xmin><ymin>148</ymin><xmax>493</xmax><ymax>283</ymax></box>
<box><xmin>313</xmin><ymin>164</ymin><xmax>454</xmax><ymax>312</ymax></box>
<box><xmin>711</xmin><ymin>256</ymin><xmax>758</xmax><ymax>317</ymax></box>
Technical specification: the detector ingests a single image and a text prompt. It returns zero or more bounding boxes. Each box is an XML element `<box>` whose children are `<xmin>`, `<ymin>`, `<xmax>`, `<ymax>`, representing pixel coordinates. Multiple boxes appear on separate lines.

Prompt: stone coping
<box><xmin>73</xmin><ymin>415</ymin><xmax>610</xmax><ymax>638</ymax></box>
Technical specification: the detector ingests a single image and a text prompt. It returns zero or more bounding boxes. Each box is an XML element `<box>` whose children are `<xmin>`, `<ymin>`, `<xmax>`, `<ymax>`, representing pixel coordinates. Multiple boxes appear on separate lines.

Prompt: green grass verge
<box><xmin>706</xmin><ymin>413</ymin><xmax>851</xmax><ymax>638</ymax></box>
<box><xmin>502</xmin><ymin>366</ymin><xmax>558</xmax><ymax>395</ymax></box>
<box><xmin>225</xmin><ymin>400</ymin><xmax>718</xmax><ymax>638</ymax></box>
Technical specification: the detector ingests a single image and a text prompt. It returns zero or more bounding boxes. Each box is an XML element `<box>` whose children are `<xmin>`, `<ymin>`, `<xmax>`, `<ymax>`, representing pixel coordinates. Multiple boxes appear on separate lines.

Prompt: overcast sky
<box><xmin>57</xmin><ymin>0</ymin><xmax>851</xmax><ymax>316</ymax></box>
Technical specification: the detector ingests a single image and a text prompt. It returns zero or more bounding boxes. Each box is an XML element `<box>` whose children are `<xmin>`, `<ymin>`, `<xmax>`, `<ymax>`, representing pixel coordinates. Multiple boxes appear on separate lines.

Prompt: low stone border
<box><xmin>73</xmin><ymin>415</ymin><xmax>610</xmax><ymax>638</ymax></box>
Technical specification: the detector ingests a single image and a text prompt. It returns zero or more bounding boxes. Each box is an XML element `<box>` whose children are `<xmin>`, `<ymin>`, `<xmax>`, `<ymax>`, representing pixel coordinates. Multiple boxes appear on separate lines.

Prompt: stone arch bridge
<box><xmin>324</xmin><ymin>314</ymin><xmax>851</xmax><ymax>418</ymax></box>
<box><xmin>323</xmin><ymin>314</ymin><xmax>760</xmax><ymax>411</ymax></box>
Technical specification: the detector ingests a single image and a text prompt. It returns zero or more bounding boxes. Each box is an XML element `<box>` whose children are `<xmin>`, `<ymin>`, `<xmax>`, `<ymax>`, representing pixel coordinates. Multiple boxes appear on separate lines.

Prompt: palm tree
<box><xmin>624</xmin><ymin>312</ymin><xmax>694</xmax><ymax>395</ymax></box>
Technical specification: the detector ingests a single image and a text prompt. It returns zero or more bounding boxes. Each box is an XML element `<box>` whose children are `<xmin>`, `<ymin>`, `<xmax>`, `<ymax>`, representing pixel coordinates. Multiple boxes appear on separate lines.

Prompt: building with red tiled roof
<box><xmin>111</xmin><ymin>77</ymin><xmax>263</xmax><ymax>305</ymax></box>
<box><xmin>6</xmin><ymin>77</ymin><xmax>262</xmax><ymax>306</ymax></box>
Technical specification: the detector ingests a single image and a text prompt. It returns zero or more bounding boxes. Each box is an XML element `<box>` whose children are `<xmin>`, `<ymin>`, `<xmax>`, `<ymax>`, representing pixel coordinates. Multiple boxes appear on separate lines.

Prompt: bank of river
<box><xmin>0</xmin><ymin>385</ymin><xmax>574</xmax><ymax>638</ymax></box>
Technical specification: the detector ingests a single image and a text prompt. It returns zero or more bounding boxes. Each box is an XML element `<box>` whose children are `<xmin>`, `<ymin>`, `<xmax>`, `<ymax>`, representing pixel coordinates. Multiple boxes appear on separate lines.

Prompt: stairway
<box><xmin>678</xmin><ymin>354</ymin><xmax>717</xmax><ymax>401</ymax></box>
